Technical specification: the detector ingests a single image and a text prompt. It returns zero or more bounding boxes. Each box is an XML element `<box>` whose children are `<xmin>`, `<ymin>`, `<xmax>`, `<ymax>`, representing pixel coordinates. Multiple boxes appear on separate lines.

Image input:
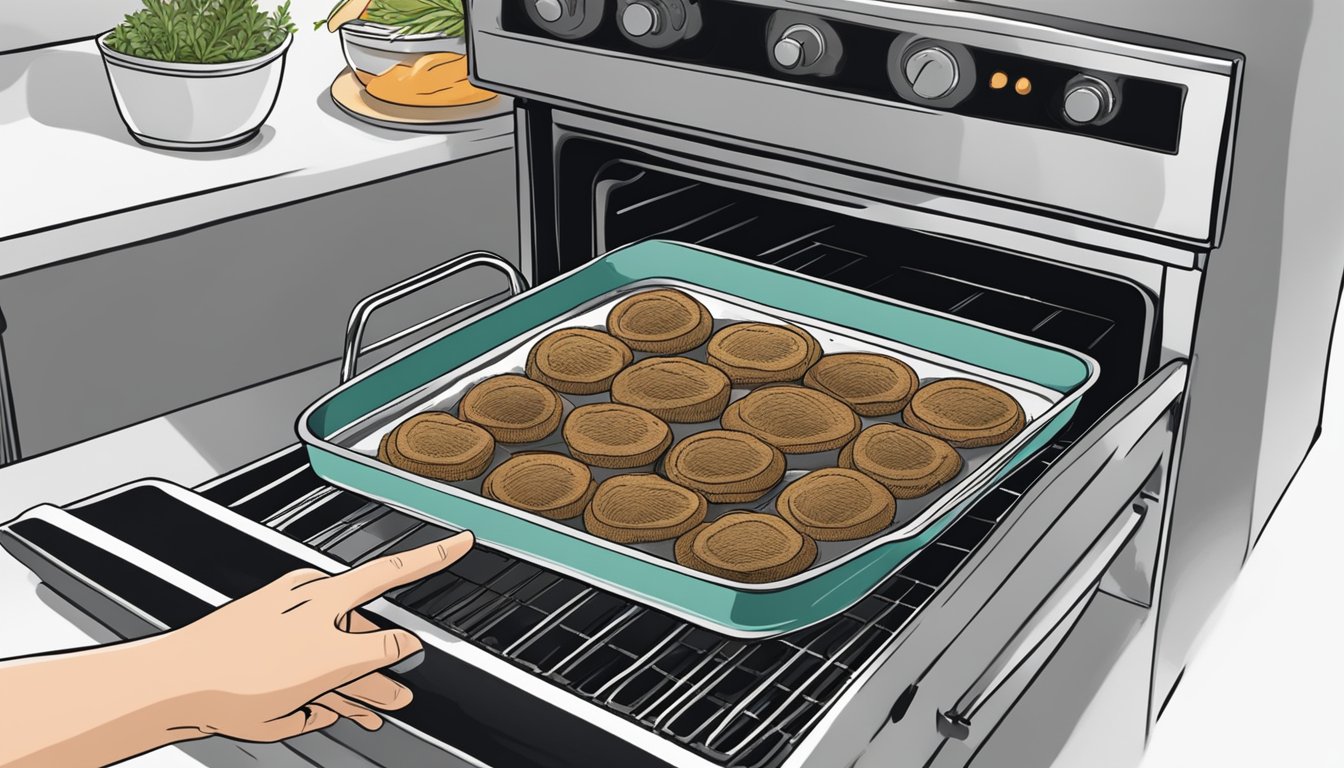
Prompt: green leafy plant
<box><xmin>316</xmin><ymin>0</ymin><xmax>465</xmax><ymax>36</ymax></box>
<box><xmin>105</xmin><ymin>0</ymin><xmax>296</xmax><ymax>64</ymax></box>
<box><xmin>364</xmin><ymin>0</ymin><xmax>464</xmax><ymax>36</ymax></box>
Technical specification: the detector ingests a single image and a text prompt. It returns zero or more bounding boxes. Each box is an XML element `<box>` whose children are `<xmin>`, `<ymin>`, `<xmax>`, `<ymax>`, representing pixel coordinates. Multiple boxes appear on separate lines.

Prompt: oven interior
<box><xmin>538</xmin><ymin>134</ymin><xmax>1158</xmax><ymax>433</ymax></box>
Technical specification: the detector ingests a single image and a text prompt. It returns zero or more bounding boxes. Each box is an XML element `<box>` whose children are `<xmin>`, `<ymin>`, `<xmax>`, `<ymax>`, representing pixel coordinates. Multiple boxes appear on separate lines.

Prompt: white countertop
<box><xmin>0</xmin><ymin>1</ymin><xmax>513</xmax><ymax>277</ymax></box>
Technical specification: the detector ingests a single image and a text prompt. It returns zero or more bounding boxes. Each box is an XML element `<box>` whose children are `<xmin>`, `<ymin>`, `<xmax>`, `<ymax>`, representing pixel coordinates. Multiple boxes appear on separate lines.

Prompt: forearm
<box><xmin>0</xmin><ymin>635</ymin><xmax>205</xmax><ymax>768</ymax></box>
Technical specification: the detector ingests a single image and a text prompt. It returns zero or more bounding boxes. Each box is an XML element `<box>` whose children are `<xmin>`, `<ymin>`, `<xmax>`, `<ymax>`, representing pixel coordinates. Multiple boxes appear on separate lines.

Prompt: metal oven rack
<box><xmin>197</xmin><ymin>438</ymin><xmax>1069</xmax><ymax>768</ymax></box>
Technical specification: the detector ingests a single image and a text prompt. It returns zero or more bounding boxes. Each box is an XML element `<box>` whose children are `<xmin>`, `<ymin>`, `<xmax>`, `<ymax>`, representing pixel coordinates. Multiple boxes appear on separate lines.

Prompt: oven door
<box><xmin>827</xmin><ymin>359</ymin><xmax>1184</xmax><ymax>768</ymax></box>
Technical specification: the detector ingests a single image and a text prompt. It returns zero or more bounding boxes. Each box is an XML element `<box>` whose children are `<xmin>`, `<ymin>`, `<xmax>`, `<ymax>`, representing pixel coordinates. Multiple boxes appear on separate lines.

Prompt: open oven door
<box><xmin>792</xmin><ymin>359</ymin><xmax>1186</xmax><ymax>768</ymax></box>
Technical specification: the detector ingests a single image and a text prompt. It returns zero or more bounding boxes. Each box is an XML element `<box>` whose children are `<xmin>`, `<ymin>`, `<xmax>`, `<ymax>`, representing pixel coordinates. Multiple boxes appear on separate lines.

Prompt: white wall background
<box><xmin>1140</xmin><ymin>289</ymin><xmax>1344</xmax><ymax>765</ymax></box>
<box><xmin>0</xmin><ymin>0</ymin><xmax>140</xmax><ymax>53</ymax></box>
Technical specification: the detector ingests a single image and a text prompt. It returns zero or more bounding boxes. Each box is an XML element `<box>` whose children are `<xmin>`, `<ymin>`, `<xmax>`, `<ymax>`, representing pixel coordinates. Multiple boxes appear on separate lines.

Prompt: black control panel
<box><xmin>502</xmin><ymin>0</ymin><xmax>1185</xmax><ymax>153</ymax></box>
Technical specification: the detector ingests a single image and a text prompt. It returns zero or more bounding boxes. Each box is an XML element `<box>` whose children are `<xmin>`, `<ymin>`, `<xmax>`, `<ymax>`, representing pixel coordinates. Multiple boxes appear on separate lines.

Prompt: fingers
<box><xmin>276</xmin><ymin>568</ymin><xmax>330</xmax><ymax>591</ymax></box>
<box><xmin>242</xmin><ymin>703</ymin><xmax>340</xmax><ymax>743</ymax></box>
<box><xmin>324</xmin><ymin>531</ymin><xmax>474</xmax><ymax>610</ymax></box>
<box><xmin>337</xmin><ymin>672</ymin><xmax>413</xmax><ymax>710</ymax></box>
<box><xmin>313</xmin><ymin>692</ymin><xmax>384</xmax><ymax>731</ymax></box>
<box><xmin>346</xmin><ymin>610</ymin><xmax>379</xmax><ymax>633</ymax></box>
<box><xmin>311</xmin><ymin>625</ymin><xmax>426</xmax><ymax>692</ymax></box>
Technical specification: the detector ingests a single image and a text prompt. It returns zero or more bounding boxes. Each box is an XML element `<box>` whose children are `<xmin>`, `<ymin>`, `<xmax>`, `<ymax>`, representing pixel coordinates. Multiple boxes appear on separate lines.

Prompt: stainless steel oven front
<box><xmin>470</xmin><ymin>0</ymin><xmax>1240</xmax><ymax>763</ymax></box>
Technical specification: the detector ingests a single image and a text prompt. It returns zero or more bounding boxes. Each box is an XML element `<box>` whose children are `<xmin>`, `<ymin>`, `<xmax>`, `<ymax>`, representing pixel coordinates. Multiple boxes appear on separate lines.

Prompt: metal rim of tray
<box><xmin>297</xmin><ymin>242</ymin><xmax>1099</xmax><ymax>594</ymax></box>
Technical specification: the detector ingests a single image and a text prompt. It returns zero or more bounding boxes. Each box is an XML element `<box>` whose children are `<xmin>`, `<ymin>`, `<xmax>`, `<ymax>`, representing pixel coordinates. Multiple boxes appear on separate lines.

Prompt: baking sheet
<box><xmin>331</xmin><ymin>280</ymin><xmax>1059</xmax><ymax>579</ymax></box>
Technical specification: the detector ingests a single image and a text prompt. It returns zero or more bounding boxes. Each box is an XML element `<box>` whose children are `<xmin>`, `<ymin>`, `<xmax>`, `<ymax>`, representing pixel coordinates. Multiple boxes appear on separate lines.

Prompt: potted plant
<box><xmin>99</xmin><ymin>0</ymin><xmax>297</xmax><ymax>150</ymax></box>
<box><xmin>320</xmin><ymin>0</ymin><xmax>498</xmax><ymax>111</ymax></box>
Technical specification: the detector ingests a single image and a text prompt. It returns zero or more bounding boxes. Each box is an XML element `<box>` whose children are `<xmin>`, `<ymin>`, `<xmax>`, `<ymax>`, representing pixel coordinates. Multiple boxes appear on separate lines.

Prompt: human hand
<box><xmin>154</xmin><ymin>530</ymin><xmax>473</xmax><ymax>743</ymax></box>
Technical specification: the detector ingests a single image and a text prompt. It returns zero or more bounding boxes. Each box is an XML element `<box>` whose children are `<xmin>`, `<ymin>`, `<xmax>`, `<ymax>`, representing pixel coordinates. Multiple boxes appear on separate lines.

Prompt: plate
<box><xmin>328</xmin><ymin>69</ymin><xmax>512</xmax><ymax>132</ymax></box>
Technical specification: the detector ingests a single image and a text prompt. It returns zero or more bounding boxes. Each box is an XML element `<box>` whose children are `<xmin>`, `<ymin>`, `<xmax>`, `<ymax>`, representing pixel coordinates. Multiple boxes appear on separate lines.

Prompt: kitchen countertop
<box><xmin>0</xmin><ymin>0</ymin><xmax>513</xmax><ymax>278</ymax></box>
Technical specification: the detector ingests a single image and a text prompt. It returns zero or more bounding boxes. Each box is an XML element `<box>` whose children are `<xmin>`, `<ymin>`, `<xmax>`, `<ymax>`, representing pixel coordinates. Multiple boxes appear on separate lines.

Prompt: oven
<box><xmin>4</xmin><ymin>1</ymin><xmax>1341</xmax><ymax>767</ymax></box>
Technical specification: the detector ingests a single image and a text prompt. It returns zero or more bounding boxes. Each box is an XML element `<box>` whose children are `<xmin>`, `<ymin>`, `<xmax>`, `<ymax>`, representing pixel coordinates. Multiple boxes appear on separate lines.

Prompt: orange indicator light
<box><xmin>989</xmin><ymin>72</ymin><xmax>1008</xmax><ymax>90</ymax></box>
<box><xmin>1014</xmin><ymin>76</ymin><xmax>1033</xmax><ymax>95</ymax></box>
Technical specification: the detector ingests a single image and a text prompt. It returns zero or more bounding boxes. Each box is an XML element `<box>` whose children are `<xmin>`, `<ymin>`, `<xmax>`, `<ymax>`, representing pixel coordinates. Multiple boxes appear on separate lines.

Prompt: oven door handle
<box><xmin>936</xmin><ymin>502</ymin><xmax>1146</xmax><ymax>741</ymax></box>
<box><xmin>340</xmin><ymin>251</ymin><xmax>529</xmax><ymax>383</ymax></box>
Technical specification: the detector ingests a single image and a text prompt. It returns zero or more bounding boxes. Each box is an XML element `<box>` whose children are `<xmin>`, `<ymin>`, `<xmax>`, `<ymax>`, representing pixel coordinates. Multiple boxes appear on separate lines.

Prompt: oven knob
<box><xmin>773</xmin><ymin>24</ymin><xmax>825</xmax><ymax>70</ymax></box>
<box><xmin>905</xmin><ymin>46</ymin><xmax>959</xmax><ymax>100</ymax></box>
<box><xmin>533</xmin><ymin>0</ymin><xmax>564</xmax><ymax>22</ymax></box>
<box><xmin>621</xmin><ymin>1</ymin><xmax>660</xmax><ymax>36</ymax></box>
<box><xmin>529</xmin><ymin>0</ymin><xmax>561</xmax><ymax>21</ymax></box>
<box><xmin>1063</xmin><ymin>76</ymin><xmax>1117</xmax><ymax>125</ymax></box>
<box><xmin>524</xmin><ymin>0</ymin><xmax>603</xmax><ymax>40</ymax></box>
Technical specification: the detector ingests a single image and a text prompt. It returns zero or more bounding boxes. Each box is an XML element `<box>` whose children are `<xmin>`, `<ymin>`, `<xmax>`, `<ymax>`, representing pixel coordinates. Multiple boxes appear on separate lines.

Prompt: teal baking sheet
<box><xmin>299</xmin><ymin>240</ymin><xmax>1096</xmax><ymax>637</ymax></box>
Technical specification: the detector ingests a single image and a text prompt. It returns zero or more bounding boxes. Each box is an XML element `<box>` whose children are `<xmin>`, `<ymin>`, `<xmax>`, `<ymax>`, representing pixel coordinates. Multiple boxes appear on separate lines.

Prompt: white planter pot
<box><xmin>97</xmin><ymin>32</ymin><xmax>292</xmax><ymax>150</ymax></box>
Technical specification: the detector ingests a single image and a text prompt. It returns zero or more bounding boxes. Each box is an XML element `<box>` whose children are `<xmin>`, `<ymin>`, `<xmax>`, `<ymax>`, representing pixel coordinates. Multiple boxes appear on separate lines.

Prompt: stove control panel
<box><xmin>500</xmin><ymin>0</ymin><xmax>1185</xmax><ymax>153</ymax></box>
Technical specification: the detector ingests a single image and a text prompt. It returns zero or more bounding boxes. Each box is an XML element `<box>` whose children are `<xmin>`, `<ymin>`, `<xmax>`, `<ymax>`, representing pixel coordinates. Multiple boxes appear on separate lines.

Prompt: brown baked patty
<box><xmin>562</xmin><ymin>403</ymin><xmax>672</xmax><ymax>469</ymax></box>
<box><xmin>706</xmin><ymin>322</ymin><xmax>823</xmax><ymax>385</ymax></box>
<box><xmin>610</xmin><ymin>357</ymin><xmax>732</xmax><ymax>423</ymax></box>
<box><xmin>377</xmin><ymin>412</ymin><xmax>495</xmax><ymax>482</ymax></box>
<box><xmin>605</xmin><ymin>288</ymin><xmax>714</xmax><ymax>354</ymax></box>
<box><xmin>482</xmin><ymin>453</ymin><xmax>596</xmax><ymax>520</ymax></box>
<box><xmin>674</xmin><ymin>512</ymin><xmax>818</xmax><ymax>583</ymax></box>
<box><xmin>525</xmin><ymin>328</ymin><xmax>633</xmax><ymax>395</ymax></box>
<box><xmin>775</xmin><ymin>468</ymin><xmax>896</xmax><ymax>541</ymax></box>
<box><xmin>720</xmin><ymin>385</ymin><xmax>861</xmax><ymax>454</ymax></box>
<box><xmin>584</xmin><ymin>474</ymin><xmax>708</xmax><ymax>544</ymax></box>
<box><xmin>839</xmin><ymin>423</ymin><xmax>963</xmax><ymax>499</ymax></box>
<box><xmin>802</xmin><ymin>352</ymin><xmax>920</xmax><ymax>416</ymax></box>
<box><xmin>902</xmin><ymin>378</ymin><xmax>1026</xmax><ymax>448</ymax></box>
<box><xmin>459</xmin><ymin>374</ymin><xmax>564</xmax><ymax>444</ymax></box>
<box><xmin>663</xmin><ymin>429</ymin><xmax>786</xmax><ymax>503</ymax></box>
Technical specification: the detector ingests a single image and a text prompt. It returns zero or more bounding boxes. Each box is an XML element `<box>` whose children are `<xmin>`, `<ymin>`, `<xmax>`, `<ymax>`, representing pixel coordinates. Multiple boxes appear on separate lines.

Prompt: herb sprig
<box><xmin>106</xmin><ymin>0</ymin><xmax>296</xmax><ymax>64</ymax></box>
<box><xmin>317</xmin><ymin>0</ymin><xmax>465</xmax><ymax>36</ymax></box>
<box><xmin>363</xmin><ymin>0</ymin><xmax>465</xmax><ymax>36</ymax></box>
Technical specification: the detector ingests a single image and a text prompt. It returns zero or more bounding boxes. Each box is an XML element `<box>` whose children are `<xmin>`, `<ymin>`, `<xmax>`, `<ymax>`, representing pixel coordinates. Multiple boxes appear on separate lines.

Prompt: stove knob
<box><xmin>533</xmin><ymin>0</ymin><xmax>564</xmax><ymax>22</ymax></box>
<box><xmin>772</xmin><ymin>24</ymin><xmax>826</xmax><ymax>70</ymax></box>
<box><xmin>524</xmin><ymin>0</ymin><xmax>602</xmax><ymax>40</ymax></box>
<box><xmin>1063</xmin><ymin>77</ymin><xmax>1117</xmax><ymax>125</ymax></box>
<box><xmin>621</xmin><ymin>1</ymin><xmax>660</xmax><ymax>37</ymax></box>
<box><xmin>904</xmin><ymin>46</ymin><xmax>959</xmax><ymax>100</ymax></box>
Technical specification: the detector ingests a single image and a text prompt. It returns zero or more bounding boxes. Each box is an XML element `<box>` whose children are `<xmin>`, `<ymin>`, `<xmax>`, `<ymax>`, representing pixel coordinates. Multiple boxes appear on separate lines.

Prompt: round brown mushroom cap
<box><xmin>562</xmin><ymin>403</ymin><xmax>672</xmax><ymax>468</ymax></box>
<box><xmin>674</xmin><ymin>512</ymin><xmax>818</xmax><ymax>583</ymax></box>
<box><xmin>378</xmin><ymin>412</ymin><xmax>495</xmax><ymax>482</ymax></box>
<box><xmin>459</xmin><ymin>374</ymin><xmax>564</xmax><ymax>444</ymax></box>
<box><xmin>663</xmin><ymin>429</ymin><xmax>786</xmax><ymax>503</ymax></box>
<box><xmin>584</xmin><ymin>474</ymin><xmax>708</xmax><ymax>543</ymax></box>
<box><xmin>720</xmin><ymin>385</ymin><xmax>861</xmax><ymax>453</ymax></box>
<box><xmin>526</xmin><ymin>328</ymin><xmax>633</xmax><ymax>395</ymax></box>
<box><xmin>605</xmin><ymin>288</ymin><xmax>714</xmax><ymax>354</ymax></box>
<box><xmin>839</xmin><ymin>423</ymin><xmax>963</xmax><ymax>499</ymax></box>
<box><xmin>610</xmin><ymin>357</ymin><xmax>732</xmax><ymax>423</ymax></box>
<box><xmin>482</xmin><ymin>453</ymin><xmax>596</xmax><ymax>520</ymax></box>
<box><xmin>706</xmin><ymin>322</ymin><xmax>823</xmax><ymax>385</ymax></box>
<box><xmin>902</xmin><ymin>378</ymin><xmax>1026</xmax><ymax>448</ymax></box>
<box><xmin>776</xmin><ymin>468</ymin><xmax>896</xmax><ymax>541</ymax></box>
<box><xmin>802</xmin><ymin>352</ymin><xmax>920</xmax><ymax>416</ymax></box>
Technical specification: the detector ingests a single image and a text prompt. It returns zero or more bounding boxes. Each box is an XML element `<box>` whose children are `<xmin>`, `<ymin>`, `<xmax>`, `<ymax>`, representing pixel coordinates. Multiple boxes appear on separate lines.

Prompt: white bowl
<box><xmin>97</xmin><ymin>32</ymin><xmax>291</xmax><ymax>150</ymax></box>
<box><xmin>339</xmin><ymin>21</ymin><xmax>466</xmax><ymax>86</ymax></box>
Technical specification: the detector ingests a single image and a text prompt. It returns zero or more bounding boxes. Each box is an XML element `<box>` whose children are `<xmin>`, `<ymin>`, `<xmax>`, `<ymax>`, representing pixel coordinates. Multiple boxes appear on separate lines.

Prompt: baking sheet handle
<box><xmin>341</xmin><ymin>251</ymin><xmax>530</xmax><ymax>383</ymax></box>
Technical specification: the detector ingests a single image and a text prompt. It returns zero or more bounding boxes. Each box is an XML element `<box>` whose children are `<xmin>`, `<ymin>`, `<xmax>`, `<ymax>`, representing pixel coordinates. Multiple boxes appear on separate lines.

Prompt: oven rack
<box><xmin>589</xmin><ymin>169</ymin><xmax>1149</xmax><ymax>430</ymax></box>
<box><xmin>198</xmin><ymin>439</ymin><xmax>1067</xmax><ymax>768</ymax></box>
